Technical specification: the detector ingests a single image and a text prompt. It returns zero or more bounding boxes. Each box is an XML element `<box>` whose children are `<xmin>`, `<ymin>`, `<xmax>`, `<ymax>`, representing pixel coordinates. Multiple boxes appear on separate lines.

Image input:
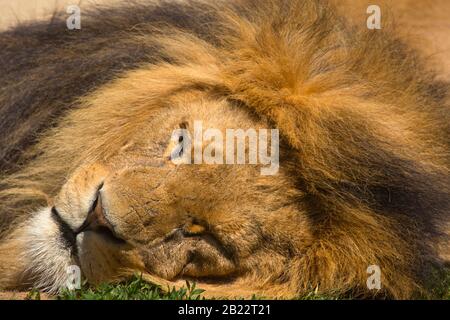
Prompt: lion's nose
<box><xmin>75</xmin><ymin>192</ymin><xmax>114</xmax><ymax>235</ymax></box>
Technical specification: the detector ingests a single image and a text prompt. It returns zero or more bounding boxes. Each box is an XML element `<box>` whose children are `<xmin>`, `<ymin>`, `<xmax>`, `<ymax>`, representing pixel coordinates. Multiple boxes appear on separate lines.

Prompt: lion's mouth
<box><xmin>137</xmin><ymin>229</ymin><xmax>237</xmax><ymax>282</ymax></box>
<box><xmin>51</xmin><ymin>207</ymin><xmax>78</xmax><ymax>253</ymax></box>
<box><xmin>53</xmin><ymin>190</ymin><xmax>237</xmax><ymax>287</ymax></box>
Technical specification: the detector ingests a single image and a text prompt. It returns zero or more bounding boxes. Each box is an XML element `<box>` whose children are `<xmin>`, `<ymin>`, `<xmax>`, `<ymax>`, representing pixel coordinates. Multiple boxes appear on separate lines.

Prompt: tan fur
<box><xmin>0</xmin><ymin>0</ymin><xmax>449</xmax><ymax>299</ymax></box>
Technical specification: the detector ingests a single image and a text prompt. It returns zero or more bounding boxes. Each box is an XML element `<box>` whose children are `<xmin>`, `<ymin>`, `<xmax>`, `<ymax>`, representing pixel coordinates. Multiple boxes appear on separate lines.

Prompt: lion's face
<box><xmin>51</xmin><ymin>92</ymin><xmax>311</xmax><ymax>295</ymax></box>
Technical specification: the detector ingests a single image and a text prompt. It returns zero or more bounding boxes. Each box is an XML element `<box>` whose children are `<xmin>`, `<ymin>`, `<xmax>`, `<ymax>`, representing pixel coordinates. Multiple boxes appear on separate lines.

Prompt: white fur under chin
<box><xmin>20</xmin><ymin>207</ymin><xmax>78</xmax><ymax>293</ymax></box>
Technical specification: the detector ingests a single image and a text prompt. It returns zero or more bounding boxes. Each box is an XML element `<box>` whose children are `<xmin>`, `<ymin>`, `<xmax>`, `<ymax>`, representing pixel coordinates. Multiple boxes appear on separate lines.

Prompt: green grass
<box><xmin>431</xmin><ymin>268</ymin><xmax>450</xmax><ymax>300</ymax></box>
<box><xmin>57</xmin><ymin>275</ymin><xmax>206</xmax><ymax>300</ymax></box>
<box><xmin>55</xmin><ymin>274</ymin><xmax>335</xmax><ymax>300</ymax></box>
<box><xmin>26</xmin><ymin>271</ymin><xmax>449</xmax><ymax>300</ymax></box>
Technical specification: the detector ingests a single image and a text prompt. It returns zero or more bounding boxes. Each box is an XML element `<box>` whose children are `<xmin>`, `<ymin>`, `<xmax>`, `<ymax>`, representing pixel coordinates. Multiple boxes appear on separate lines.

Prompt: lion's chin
<box><xmin>75</xmin><ymin>229</ymin><xmax>288</xmax><ymax>299</ymax></box>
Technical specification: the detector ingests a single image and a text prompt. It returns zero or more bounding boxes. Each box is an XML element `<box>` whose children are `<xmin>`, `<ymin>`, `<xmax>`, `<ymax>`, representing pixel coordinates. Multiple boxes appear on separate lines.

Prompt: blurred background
<box><xmin>0</xmin><ymin>0</ymin><xmax>448</xmax><ymax>80</ymax></box>
<box><xmin>0</xmin><ymin>0</ymin><xmax>113</xmax><ymax>30</ymax></box>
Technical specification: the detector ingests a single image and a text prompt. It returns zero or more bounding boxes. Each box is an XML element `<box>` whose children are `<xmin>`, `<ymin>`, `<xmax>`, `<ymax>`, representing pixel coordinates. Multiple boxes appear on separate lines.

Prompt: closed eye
<box><xmin>169</xmin><ymin>133</ymin><xmax>185</xmax><ymax>160</ymax></box>
<box><xmin>167</xmin><ymin>121</ymin><xmax>189</xmax><ymax>161</ymax></box>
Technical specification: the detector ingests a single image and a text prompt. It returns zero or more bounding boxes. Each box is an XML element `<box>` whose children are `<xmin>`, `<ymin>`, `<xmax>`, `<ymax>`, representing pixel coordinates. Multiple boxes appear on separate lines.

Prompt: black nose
<box><xmin>75</xmin><ymin>193</ymin><xmax>114</xmax><ymax>235</ymax></box>
<box><xmin>74</xmin><ymin>193</ymin><xmax>125</xmax><ymax>244</ymax></box>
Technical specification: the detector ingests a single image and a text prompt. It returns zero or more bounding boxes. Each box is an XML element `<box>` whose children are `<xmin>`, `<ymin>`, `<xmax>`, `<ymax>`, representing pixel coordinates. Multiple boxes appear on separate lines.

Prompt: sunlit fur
<box><xmin>0</xmin><ymin>0</ymin><xmax>449</xmax><ymax>298</ymax></box>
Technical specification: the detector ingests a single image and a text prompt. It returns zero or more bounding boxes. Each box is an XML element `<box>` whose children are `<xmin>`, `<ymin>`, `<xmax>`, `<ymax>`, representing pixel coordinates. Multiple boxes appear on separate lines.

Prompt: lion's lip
<box><xmin>51</xmin><ymin>207</ymin><xmax>78</xmax><ymax>254</ymax></box>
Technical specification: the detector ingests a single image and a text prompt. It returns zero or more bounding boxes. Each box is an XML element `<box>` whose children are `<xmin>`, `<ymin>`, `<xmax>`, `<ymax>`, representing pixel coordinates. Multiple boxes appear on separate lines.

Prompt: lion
<box><xmin>0</xmin><ymin>0</ymin><xmax>449</xmax><ymax>299</ymax></box>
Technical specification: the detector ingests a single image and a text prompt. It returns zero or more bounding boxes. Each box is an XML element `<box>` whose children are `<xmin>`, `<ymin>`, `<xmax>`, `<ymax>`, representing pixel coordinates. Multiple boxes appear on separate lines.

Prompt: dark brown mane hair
<box><xmin>0</xmin><ymin>0</ymin><xmax>224</xmax><ymax>174</ymax></box>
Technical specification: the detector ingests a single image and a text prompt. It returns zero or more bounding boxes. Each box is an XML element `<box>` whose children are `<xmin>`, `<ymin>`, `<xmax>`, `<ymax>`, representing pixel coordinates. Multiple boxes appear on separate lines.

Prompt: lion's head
<box><xmin>0</xmin><ymin>0</ymin><xmax>448</xmax><ymax>299</ymax></box>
